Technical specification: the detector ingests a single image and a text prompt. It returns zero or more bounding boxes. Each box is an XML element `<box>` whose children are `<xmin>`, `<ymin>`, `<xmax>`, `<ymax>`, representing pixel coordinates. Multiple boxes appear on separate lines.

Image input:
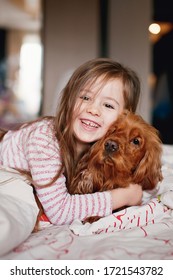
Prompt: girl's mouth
<box><xmin>81</xmin><ymin>119</ymin><xmax>100</xmax><ymax>129</ymax></box>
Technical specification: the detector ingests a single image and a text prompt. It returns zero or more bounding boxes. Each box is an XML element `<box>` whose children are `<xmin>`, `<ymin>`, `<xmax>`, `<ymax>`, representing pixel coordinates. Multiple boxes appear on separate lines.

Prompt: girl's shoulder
<box><xmin>32</xmin><ymin>117</ymin><xmax>54</xmax><ymax>131</ymax></box>
<box><xmin>2</xmin><ymin>117</ymin><xmax>59</xmax><ymax>150</ymax></box>
<box><xmin>21</xmin><ymin>117</ymin><xmax>59</xmax><ymax>150</ymax></box>
<box><xmin>5</xmin><ymin>117</ymin><xmax>56</xmax><ymax>142</ymax></box>
<box><xmin>23</xmin><ymin>117</ymin><xmax>55</xmax><ymax>138</ymax></box>
<box><xmin>21</xmin><ymin>117</ymin><xmax>54</xmax><ymax>130</ymax></box>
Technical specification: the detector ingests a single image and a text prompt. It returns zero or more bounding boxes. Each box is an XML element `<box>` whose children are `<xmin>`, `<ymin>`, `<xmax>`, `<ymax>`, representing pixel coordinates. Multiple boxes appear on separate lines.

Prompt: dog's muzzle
<box><xmin>104</xmin><ymin>140</ymin><xmax>119</xmax><ymax>153</ymax></box>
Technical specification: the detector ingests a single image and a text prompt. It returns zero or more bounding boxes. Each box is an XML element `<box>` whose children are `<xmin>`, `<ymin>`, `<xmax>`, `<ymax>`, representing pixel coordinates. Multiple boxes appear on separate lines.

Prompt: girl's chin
<box><xmin>78</xmin><ymin>137</ymin><xmax>96</xmax><ymax>143</ymax></box>
<box><xmin>76</xmin><ymin>133</ymin><xmax>100</xmax><ymax>144</ymax></box>
<box><xmin>74</xmin><ymin>128</ymin><xmax>101</xmax><ymax>143</ymax></box>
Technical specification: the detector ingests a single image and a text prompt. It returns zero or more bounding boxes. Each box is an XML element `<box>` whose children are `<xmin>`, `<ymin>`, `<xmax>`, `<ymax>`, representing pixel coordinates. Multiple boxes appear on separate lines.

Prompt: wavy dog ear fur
<box><xmin>132</xmin><ymin>129</ymin><xmax>163</xmax><ymax>190</ymax></box>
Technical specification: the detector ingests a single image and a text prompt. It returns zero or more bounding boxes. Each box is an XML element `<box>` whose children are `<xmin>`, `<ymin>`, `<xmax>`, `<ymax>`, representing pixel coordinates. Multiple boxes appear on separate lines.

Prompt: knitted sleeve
<box><xmin>24</xmin><ymin>122</ymin><xmax>112</xmax><ymax>225</ymax></box>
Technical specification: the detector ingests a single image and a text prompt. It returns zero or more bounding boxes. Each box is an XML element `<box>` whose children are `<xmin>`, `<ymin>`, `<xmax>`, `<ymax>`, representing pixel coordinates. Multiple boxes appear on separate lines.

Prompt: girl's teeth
<box><xmin>82</xmin><ymin>120</ymin><xmax>98</xmax><ymax>128</ymax></box>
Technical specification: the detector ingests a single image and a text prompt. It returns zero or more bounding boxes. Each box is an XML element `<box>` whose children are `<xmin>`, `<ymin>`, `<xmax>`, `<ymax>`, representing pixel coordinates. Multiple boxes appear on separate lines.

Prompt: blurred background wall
<box><xmin>42</xmin><ymin>0</ymin><xmax>151</xmax><ymax>123</ymax></box>
<box><xmin>0</xmin><ymin>0</ymin><xmax>173</xmax><ymax>143</ymax></box>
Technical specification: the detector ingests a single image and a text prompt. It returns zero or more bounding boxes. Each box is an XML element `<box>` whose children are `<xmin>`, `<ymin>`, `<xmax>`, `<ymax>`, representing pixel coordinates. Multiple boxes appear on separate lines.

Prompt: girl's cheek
<box><xmin>73</xmin><ymin>100</ymin><xmax>82</xmax><ymax>115</ymax></box>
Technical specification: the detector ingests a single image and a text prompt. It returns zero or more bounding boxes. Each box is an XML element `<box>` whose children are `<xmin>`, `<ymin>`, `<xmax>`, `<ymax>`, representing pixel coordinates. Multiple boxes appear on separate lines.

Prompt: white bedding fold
<box><xmin>69</xmin><ymin>195</ymin><xmax>173</xmax><ymax>236</ymax></box>
<box><xmin>0</xmin><ymin>167</ymin><xmax>39</xmax><ymax>256</ymax></box>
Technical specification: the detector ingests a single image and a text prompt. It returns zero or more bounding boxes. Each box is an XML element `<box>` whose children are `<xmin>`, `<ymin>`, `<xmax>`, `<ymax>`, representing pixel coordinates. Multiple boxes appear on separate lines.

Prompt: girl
<box><xmin>0</xmin><ymin>58</ymin><xmax>142</xmax><ymax>227</ymax></box>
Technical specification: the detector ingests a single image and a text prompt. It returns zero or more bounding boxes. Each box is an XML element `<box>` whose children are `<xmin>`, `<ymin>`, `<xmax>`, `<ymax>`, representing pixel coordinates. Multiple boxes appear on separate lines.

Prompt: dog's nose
<box><xmin>104</xmin><ymin>140</ymin><xmax>118</xmax><ymax>153</ymax></box>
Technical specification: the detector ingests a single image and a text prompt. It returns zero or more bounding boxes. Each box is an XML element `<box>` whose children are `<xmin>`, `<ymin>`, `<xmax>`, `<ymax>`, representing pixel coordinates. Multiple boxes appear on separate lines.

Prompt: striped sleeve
<box><xmin>24</xmin><ymin>122</ymin><xmax>112</xmax><ymax>225</ymax></box>
<box><xmin>36</xmin><ymin>183</ymin><xmax>112</xmax><ymax>225</ymax></box>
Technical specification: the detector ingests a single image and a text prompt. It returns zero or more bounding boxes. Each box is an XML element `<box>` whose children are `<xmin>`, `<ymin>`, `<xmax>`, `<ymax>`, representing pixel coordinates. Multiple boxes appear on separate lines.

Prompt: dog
<box><xmin>68</xmin><ymin>110</ymin><xmax>163</xmax><ymax>222</ymax></box>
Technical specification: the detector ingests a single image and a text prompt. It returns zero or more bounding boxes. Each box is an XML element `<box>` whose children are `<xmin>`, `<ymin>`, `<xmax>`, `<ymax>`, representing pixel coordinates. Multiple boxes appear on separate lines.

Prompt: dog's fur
<box><xmin>68</xmin><ymin>110</ymin><xmax>163</xmax><ymax>196</ymax></box>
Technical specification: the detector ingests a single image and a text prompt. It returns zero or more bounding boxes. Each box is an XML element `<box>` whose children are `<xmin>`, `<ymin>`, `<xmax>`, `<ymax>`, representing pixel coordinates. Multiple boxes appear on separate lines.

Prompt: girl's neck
<box><xmin>76</xmin><ymin>142</ymin><xmax>91</xmax><ymax>160</ymax></box>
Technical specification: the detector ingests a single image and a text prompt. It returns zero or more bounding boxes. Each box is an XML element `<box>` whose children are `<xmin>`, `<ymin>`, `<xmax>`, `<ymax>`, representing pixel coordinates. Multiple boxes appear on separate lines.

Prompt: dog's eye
<box><xmin>131</xmin><ymin>138</ymin><xmax>140</xmax><ymax>145</ymax></box>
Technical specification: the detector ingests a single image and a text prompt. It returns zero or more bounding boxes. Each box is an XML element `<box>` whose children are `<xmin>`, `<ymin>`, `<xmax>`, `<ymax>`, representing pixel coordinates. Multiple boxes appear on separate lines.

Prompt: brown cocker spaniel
<box><xmin>69</xmin><ymin>110</ymin><xmax>163</xmax><ymax>195</ymax></box>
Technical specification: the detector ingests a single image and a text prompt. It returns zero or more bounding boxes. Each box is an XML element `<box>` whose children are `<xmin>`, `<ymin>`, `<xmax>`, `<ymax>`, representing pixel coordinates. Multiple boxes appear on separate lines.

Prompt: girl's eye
<box><xmin>104</xmin><ymin>103</ymin><xmax>114</xmax><ymax>109</ymax></box>
<box><xmin>80</xmin><ymin>95</ymin><xmax>90</xmax><ymax>101</ymax></box>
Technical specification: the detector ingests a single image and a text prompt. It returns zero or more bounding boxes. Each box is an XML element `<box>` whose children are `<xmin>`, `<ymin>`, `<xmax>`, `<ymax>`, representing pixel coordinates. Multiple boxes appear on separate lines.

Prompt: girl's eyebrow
<box><xmin>80</xmin><ymin>89</ymin><xmax>93</xmax><ymax>93</ymax></box>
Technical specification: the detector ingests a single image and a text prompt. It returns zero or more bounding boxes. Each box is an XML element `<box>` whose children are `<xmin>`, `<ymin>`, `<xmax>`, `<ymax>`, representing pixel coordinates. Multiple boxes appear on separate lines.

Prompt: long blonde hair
<box><xmin>0</xmin><ymin>58</ymin><xmax>141</xmax><ymax>187</ymax></box>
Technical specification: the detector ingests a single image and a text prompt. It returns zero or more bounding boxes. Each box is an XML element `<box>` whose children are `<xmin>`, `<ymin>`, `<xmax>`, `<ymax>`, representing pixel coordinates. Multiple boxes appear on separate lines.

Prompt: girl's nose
<box><xmin>86</xmin><ymin>101</ymin><xmax>101</xmax><ymax>116</ymax></box>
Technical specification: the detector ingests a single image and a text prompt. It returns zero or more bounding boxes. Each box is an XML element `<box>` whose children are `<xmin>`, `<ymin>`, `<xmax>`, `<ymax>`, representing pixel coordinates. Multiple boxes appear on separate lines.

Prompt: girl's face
<box><xmin>72</xmin><ymin>78</ymin><xmax>125</xmax><ymax>155</ymax></box>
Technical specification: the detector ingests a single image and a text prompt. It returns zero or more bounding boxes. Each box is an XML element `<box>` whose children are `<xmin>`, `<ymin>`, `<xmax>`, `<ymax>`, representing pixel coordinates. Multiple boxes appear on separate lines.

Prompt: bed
<box><xmin>1</xmin><ymin>144</ymin><xmax>173</xmax><ymax>260</ymax></box>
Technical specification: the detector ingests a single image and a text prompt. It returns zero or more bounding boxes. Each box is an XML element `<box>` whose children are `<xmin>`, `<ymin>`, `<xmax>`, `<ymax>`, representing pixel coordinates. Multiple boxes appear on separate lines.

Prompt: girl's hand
<box><xmin>110</xmin><ymin>183</ymin><xmax>143</xmax><ymax>211</ymax></box>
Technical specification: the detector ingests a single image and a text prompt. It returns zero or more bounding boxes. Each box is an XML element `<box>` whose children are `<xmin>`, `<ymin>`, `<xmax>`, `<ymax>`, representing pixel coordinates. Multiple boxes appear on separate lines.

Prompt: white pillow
<box><xmin>0</xmin><ymin>168</ymin><xmax>39</xmax><ymax>257</ymax></box>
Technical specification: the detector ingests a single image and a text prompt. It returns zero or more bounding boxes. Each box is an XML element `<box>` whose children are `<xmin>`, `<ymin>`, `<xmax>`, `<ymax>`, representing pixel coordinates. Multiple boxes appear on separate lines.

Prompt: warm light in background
<box><xmin>15</xmin><ymin>34</ymin><xmax>42</xmax><ymax>116</ymax></box>
<box><xmin>149</xmin><ymin>22</ymin><xmax>173</xmax><ymax>43</ymax></box>
<box><xmin>149</xmin><ymin>23</ymin><xmax>161</xmax><ymax>34</ymax></box>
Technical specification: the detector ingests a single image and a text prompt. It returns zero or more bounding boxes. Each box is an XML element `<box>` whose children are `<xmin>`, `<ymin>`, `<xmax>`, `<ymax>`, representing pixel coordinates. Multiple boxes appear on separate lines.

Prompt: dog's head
<box><xmin>89</xmin><ymin>110</ymin><xmax>163</xmax><ymax>190</ymax></box>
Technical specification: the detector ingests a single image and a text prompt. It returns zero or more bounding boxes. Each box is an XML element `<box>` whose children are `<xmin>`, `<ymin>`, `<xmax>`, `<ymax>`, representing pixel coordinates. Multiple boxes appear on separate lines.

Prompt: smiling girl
<box><xmin>0</xmin><ymin>58</ymin><xmax>142</xmax><ymax>226</ymax></box>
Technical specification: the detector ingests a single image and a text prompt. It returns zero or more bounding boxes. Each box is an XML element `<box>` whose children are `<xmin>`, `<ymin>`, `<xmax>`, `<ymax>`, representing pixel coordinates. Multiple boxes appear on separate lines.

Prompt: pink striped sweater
<box><xmin>0</xmin><ymin>119</ymin><xmax>112</xmax><ymax>225</ymax></box>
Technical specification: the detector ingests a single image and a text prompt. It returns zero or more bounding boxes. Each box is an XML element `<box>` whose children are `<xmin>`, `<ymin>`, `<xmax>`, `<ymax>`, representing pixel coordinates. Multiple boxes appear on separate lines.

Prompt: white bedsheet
<box><xmin>1</xmin><ymin>145</ymin><xmax>173</xmax><ymax>260</ymax></box>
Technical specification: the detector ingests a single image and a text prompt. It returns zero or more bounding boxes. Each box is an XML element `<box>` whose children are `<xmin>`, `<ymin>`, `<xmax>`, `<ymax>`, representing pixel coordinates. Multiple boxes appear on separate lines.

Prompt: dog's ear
<box><xmin>105</xmin><ymin>110</ymin><xmax>130</xmax><ymax>136</ymax></box>
<box><xmin>133</xmin><ymin>145</ymin><xmax>163</xmax><ymax>190</ymax></box>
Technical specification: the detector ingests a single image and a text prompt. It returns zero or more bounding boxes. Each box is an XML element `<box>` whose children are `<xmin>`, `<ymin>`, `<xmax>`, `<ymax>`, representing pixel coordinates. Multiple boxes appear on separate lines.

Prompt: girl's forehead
<box><xmin>84</xmin><ymin>76</ymin><xmax>123</xmax><ymax>91</ymax></box>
